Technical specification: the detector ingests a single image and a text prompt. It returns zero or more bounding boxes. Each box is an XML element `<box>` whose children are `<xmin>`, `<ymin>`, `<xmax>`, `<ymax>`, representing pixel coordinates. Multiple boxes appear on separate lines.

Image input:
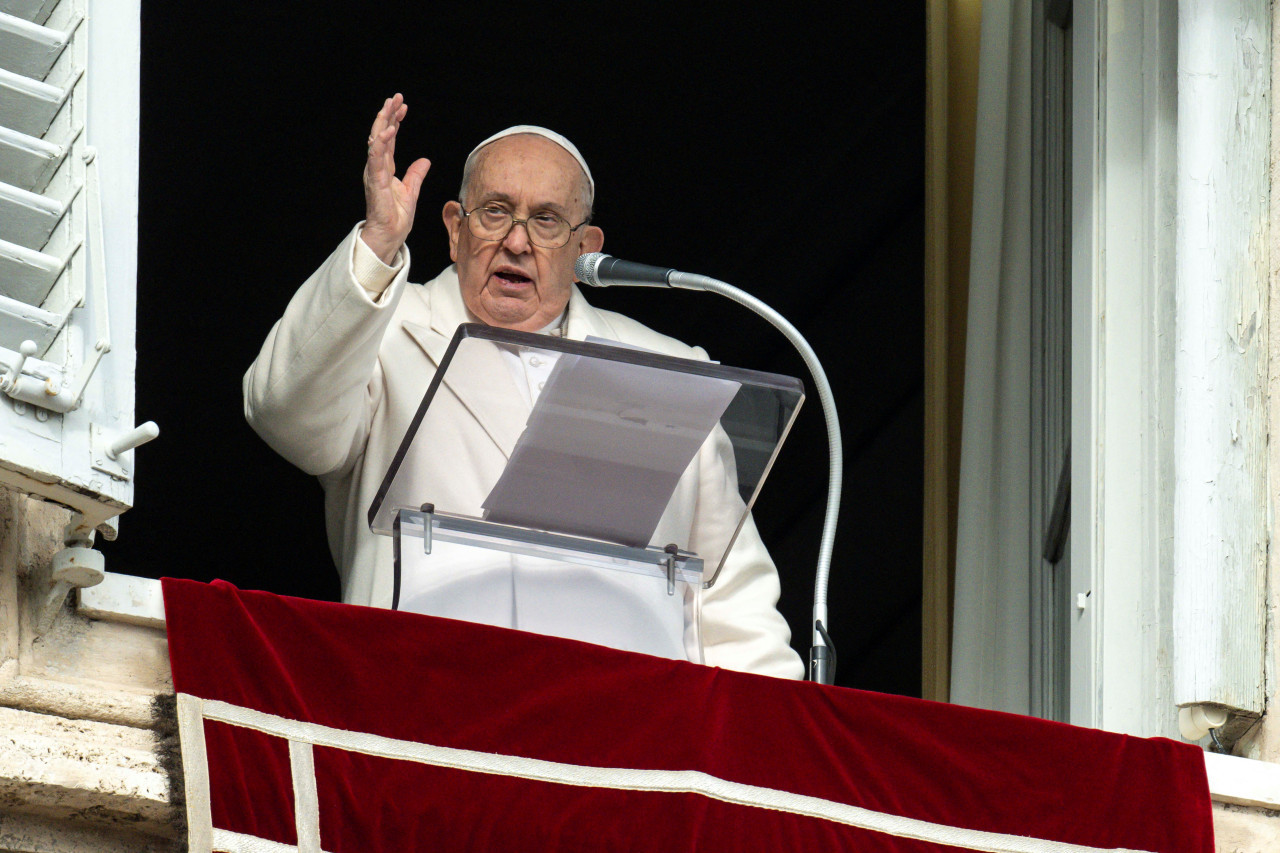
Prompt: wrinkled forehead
<box><xmin>468</xmin><ymin>134</ymin><xmax>594</xmax><ymax>212</ymax></box>
<box><xmin>466</xmin><ymin>125</ymin><xmax>594</xmax><ymax>195</ymax></box>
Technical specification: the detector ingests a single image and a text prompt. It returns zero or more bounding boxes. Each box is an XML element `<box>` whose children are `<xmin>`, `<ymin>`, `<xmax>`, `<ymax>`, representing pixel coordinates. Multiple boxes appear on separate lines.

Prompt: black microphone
<box><xmin>575</xmin><ymin>253</ymin><xmax>675</xmax><ymax>288</ymax></box>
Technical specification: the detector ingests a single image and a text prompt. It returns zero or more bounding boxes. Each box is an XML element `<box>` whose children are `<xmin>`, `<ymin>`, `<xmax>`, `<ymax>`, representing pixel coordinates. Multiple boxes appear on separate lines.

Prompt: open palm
<box><xmin>361</xmin><ymin>93</ymin><xmax>431</xmax><ymax>265</ymax></box>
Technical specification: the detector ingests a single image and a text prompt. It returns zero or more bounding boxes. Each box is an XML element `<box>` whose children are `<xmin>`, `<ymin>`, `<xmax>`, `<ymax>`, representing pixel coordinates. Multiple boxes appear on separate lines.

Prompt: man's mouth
<box><xmin>493</xmin><ymin>269</ymin><xmax>533</xmax><ymax>286</ymax></box>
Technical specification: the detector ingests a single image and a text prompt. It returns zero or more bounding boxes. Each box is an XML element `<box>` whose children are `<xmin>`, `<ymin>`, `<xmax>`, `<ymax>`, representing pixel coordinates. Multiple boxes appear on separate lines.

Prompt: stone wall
<box><xmin>0</xmin><ymin>487</ymin><xmax>178</xmax><ymax>851</ymax></box>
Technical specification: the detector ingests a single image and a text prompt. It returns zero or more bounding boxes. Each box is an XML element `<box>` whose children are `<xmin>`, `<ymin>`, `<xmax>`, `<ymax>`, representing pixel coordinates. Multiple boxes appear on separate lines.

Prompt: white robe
<box><xmin>243</xmin><ymin>225</ymin><xmax>804</xmax><ymax>679</ymax></box>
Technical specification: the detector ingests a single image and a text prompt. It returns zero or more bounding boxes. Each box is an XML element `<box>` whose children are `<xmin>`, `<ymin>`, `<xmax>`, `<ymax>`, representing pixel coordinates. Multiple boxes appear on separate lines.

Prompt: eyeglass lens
<box><xmin>467</xmin><ymin>206</ymin><xmax>571</xmax><ymax>249</ymax></box>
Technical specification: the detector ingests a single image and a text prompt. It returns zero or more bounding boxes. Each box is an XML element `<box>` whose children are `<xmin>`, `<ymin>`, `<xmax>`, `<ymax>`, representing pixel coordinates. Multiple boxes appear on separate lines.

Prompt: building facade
<box><xmin>928</xmin><ymin>0</ymin><xmax>1280</xmax><ymax>847</ymax></box>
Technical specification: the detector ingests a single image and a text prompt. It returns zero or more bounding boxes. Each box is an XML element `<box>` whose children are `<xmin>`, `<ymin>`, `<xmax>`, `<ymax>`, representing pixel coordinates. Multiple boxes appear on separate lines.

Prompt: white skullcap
<box><xmin>465</xmin><ymin>125</ymin><xmax>594</xmax><ymax>199</ymax></box>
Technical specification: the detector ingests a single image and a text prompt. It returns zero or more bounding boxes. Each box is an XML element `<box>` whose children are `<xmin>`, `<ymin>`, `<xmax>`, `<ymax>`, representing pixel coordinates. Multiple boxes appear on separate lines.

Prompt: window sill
<box><xmin>77</xmin><ymin>570</ymin><xmax>165</xmax><ymax>629</ymax></box>
<box><xmin>1204</xmin><ymin>751</ymin><xmax>1280</xmax><ymax>811</ymax></box>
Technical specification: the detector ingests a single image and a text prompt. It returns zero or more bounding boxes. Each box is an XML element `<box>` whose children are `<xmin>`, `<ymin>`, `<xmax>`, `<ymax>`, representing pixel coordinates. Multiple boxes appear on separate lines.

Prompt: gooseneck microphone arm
<box><xmin>575</xmin><ymin>253</ymin><xmax>842</xmax><ymax>685</ymax></box>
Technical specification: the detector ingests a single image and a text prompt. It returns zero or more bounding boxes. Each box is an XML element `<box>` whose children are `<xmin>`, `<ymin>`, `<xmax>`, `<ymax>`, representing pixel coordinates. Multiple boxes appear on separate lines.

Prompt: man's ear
<box><xmin>580</xmin><ymin>225</ymin><xmax>604</xmax><ymax>255</ymax></box>
<box><xmin>442</xmin><ymin>201</ymin><xmax>463</xmax><ymax>262</ymax></box>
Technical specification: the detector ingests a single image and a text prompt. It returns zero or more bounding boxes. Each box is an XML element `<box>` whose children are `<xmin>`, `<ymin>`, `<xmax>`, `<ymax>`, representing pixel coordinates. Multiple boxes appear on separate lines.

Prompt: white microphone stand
<box><xmin>575</xmin><ymin>254</ymin><xmax>843</xmax><ymax>684</ymax></box>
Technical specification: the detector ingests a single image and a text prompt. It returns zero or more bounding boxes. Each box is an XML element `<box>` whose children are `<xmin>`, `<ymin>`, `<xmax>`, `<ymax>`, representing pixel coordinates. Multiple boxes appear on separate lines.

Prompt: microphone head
<box><xmin>575</xmin><ymin>252</ymin><xmax>612</xmax><ymax>287</ymax></box>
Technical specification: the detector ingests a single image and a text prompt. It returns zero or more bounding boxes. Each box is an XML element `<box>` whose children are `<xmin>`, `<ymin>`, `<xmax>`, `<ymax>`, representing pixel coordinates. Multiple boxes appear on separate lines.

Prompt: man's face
<box><xmin>443</xmin><ymin>135</ymin><xmax>604</xmax><ymax>331</ymax></box>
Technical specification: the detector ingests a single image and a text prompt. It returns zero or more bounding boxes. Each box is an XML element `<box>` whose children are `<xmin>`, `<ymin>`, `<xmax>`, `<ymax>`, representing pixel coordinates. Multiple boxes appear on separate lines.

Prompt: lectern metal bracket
<box><xmin>663</xmin><ymin>544</ymin><xmax>679</xmax><ymax>596</ymax></box>
<box><xmin>419</xmin><ymin>503</ymin><xmax>434</xmax><ymax>554</ymax></box>
<box><xmin>390</xmin><ymin>506</ymin><xmax>707</xmax><ymax>592</ymax></box>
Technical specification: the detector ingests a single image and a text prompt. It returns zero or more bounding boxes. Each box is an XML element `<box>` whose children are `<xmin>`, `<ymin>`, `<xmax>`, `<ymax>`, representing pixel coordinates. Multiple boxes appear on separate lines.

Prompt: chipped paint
<box><xmin>1173</xmin><ymin>0</ymin><xmax>1271</xmax><ymax>714</ymax></box>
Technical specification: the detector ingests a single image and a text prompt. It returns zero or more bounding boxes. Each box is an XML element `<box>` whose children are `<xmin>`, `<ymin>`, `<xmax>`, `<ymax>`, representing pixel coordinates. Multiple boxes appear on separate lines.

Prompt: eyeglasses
<box><xmin>460</xmin><ymin>204</ymin><xmax>590</xmax><ymax>249</ymax></box>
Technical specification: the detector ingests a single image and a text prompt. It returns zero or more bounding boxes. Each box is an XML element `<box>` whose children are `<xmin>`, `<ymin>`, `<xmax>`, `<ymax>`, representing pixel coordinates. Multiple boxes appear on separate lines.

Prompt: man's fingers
<box><xmin>378</xmin><ymin>124</ymin><xmax>397</xmax><ymax>170</ymax></box>
<box><xmin>367</xmin><ymin>123</ymin><xmax>397</xmax><ymax>173</ymax></box>
<box><xmin>363</xmin><ymin>95</ymin><xmax>423</xmax><ymax>242</ymax></box>
<box><xmin>365</xmin><ymin>131</ymin><xmax>386</xmax><ymax>177</ymax></box>
<box><xmin>383</xmin><ymin>94</ymin><xmax>406</xmax><ymax>135</ymax></box>
<box><xmin>384</xmin><ymin>103</ymin><xmax>406</xmax><ymax>156</ymax></box>
<box><xmin>366</xmin><ymin>94</ymin><xmax>404</xmax><ymax>155</ymax></box>
<box><xmin>368</xmin><ymin>96</ymin><xmax>393</xmax><ymax>141</ymax></box>
<box><xmin>402</xmin><ymin>158</ymin><xmax>432</xmax><ymax>200</ymax></box>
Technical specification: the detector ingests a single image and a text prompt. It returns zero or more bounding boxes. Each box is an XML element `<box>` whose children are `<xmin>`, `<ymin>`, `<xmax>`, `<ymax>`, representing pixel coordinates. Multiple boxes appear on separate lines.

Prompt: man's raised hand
<box><xmin>361</xmin><ymin>94</ymin><xmax>431</xmax><ymax>265</ymax></box>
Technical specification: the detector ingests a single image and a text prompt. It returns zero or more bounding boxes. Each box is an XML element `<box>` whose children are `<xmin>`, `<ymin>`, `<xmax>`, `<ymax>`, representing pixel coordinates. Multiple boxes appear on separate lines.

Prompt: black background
<box><xmin>106</xmin><ymin>4</ymin><xmax>925</xmax><ymax>695</ymax></box>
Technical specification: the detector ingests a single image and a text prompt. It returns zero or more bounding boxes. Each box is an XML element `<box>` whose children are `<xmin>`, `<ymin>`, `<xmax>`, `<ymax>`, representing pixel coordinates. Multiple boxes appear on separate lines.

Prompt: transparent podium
<box><xmin>367</xmin><ymin>324</ymin><xmax>803</xmax><ymax>663</ymax></box>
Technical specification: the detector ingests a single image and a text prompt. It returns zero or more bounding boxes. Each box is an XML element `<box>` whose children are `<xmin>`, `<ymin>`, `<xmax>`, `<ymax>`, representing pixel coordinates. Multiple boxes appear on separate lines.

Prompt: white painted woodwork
<box><xmin>0</xmin><ymin>176</ymin><xmax>66</xmax><ymax>247</ymax></box>
<box><xmin>0</xmin><ymin>293</ymin><xmax>59</xmax><ymax>354</ymax></box>
<box><xmin>1172</xmin><ymin>0</ymin><xmax>1270</xmax><ymax>714</ymax></box>
<box><xmin>0</xmin><ymin>122</ymin><xmax>64</xmax><ymax>191</ymax></box>
<box><xmin>1069</xmin><ymin>0</ymin><xmax>1180</xmax><ymax>738</ymax></box>
<box><xmin>1068</xmin><ymin>0</ymin><xmax>1098</xmax><ymax>733</ymax></box>
<box><xmin>0</xmin><ymin>10</ymin><xmax>71</xmax><ymax>80</ymax></box>
<box><xmin>1029</xmin><ymin>0</ymin><xmax>1072</xmax><ymax>723</ymax></box>
<box><xmin>0</xmin><ymin>65</ymin><xmax>67</xmax><ymax>137</ymax></box>
<box><xmin>0</xmin><ymin>0</ymin><xmax>58</xmax><ymax>25</ymax></box>
<box><xmin>954</xmin><ymin>0</ymin><xmax>1177</xmax><ymax>732</ymax></box>
<box><xmin>0</xmin><ymin>0</ymin><xmax>141</xmax><ymax>534</ymax></box>
<box><xmin>0</xmin><ymin>232</ymin><xmax>66</xmax><ymax>305</ymax></box>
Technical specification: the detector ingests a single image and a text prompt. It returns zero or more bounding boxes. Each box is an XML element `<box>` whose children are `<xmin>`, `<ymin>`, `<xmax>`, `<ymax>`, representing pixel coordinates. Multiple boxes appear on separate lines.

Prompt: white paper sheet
<box><xmin>482</xmin><ymin>349</ymin><xmax>740</xmax><ymax>547</ymax></box>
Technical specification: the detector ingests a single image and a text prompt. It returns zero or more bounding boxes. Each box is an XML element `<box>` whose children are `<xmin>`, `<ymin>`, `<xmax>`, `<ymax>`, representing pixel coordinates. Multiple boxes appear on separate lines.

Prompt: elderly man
<box><xmin>244</xmin><ymin>95</ymin><xmax>803</xmax><ymax>679</ymax></box>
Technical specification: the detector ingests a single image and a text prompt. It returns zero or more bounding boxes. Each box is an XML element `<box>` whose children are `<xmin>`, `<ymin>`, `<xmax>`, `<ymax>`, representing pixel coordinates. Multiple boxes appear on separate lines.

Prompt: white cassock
<box><xmin>243</xmin><ymin>224</ymin><xmax>804</xmax><ymax>679</ymax></box>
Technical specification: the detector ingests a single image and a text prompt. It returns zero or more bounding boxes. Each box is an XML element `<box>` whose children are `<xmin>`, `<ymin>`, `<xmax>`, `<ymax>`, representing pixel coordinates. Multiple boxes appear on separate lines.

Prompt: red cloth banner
<box><xmin>163</xmin><ymin>578</ymin><xmax>1214</xmax><ymax>852</ymax></box>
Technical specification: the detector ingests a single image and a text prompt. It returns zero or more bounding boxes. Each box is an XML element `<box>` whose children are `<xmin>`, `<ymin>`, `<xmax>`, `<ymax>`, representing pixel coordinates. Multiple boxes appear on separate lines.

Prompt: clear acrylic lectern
<box><xmin>367</xmin><ymin>324</ymin><xmax>803</xmax><ymax>662</ymax></box>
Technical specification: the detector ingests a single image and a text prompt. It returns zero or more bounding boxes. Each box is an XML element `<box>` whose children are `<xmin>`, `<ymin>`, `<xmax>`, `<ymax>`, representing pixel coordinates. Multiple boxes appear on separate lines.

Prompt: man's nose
<box><xmin>502</xmin><ymin>220</ymin><xmax>532</xmax><ymax>253</ymax></box>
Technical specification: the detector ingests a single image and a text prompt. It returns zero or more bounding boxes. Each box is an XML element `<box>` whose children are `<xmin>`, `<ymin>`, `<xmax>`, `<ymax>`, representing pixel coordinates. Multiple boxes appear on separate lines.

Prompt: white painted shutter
<box><xmin>0</xmin><ymin>0</ymin><xmax>144</xmax><ymax>534</ymax></box>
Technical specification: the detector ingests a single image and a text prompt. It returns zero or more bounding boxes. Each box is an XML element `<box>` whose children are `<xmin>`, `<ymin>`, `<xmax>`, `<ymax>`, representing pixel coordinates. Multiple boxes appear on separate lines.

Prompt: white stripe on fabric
<box><xmin>211</xmin><ymin>828</ymin><xmax>305</xmax><ymax>853</ymax></box>
<box><xmin>177</xmin><ymin>694</ymin><xmax>214</xmax><ymax>853</ymax></box>
<box><xmin>290</xmin><ymin>739</ymin><xmax>321</xmax><ymax>853</ymax></box>
<box><xmin>197</xmin><ymin>698</ymin><xmax>1154</xmax><ymax>853</ymax></box>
